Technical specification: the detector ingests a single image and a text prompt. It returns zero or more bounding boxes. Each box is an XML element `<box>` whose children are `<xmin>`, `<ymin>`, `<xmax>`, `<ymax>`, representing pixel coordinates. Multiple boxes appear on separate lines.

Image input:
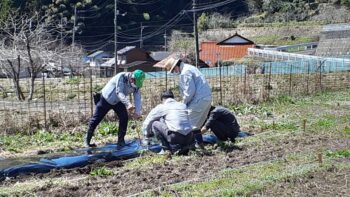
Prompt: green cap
<box><xmin>133</xmin><ymin>69</ymin><xmax>145</xmax><ymax>88</ymax></box>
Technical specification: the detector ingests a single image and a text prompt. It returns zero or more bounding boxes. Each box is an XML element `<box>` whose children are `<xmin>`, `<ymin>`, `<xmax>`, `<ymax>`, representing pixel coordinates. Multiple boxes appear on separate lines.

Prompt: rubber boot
<box><xmin>155</xmin><ymin>133</ymin><xmax>172</xmax><ymax>153</ymax></box>
<box><xmin>193</xmin><ymin>129</ymin><xmax>205</xmax><ymax>150</ymax></box>
<box><xmin>117</xmin><ymin>130</ymin><xmax>126</xmax><ymax>147</ymax></box>
<box><xmin>84</xmin><ymin>130</ymin><xmax>96</xmax><ymax>148</ymax></box>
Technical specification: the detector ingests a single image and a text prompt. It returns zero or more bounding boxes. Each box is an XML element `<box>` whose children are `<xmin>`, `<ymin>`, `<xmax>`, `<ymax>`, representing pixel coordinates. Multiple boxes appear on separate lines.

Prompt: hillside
<box><xmin>1</xmin><ymin>0</ymin><xmax>350</xmax><ymax>49</ymax></box>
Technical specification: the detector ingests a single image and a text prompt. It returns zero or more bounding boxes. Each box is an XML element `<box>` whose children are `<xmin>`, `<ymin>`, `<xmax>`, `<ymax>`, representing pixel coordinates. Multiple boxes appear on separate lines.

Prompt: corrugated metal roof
<box><xmin>119</xmin><ymin>61</ymin><xmax>147</xmax><ymax>68</ymax></box>
<box><xmin>87</xmin><ymin>51</ymin><xmax>104</xmax><ymax>58</ymax></box>
<box><xmin>118</xmin><ymin>46</ymin><xmax>136</xmax><ymax>55</ymax></box>
<box><xmin>100</xmin><ymin>58</ymin><xmax>115</xmax><ymax>67</ymax></box>
<box><xmin>150</xmin><ymin>51</ymin><xmax>172</xmax><ymax>61</ymax></box>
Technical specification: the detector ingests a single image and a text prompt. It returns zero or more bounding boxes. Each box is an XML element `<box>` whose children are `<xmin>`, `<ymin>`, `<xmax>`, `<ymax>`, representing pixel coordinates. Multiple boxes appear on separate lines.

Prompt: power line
<box><xmin>118</xmin><ymin>0</ymin><xmax>162</xmax><ymax>5</ymax></box>
<box><xmin>185</xmin><ymin>0</ymin><xmax>240</xmax><ymax>12</ymax></box>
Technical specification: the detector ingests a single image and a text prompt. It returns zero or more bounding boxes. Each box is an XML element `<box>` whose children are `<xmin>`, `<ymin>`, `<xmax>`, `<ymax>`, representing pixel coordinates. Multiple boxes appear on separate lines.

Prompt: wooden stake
<box><xmin>303</xmin><ymin>119</ymin><xmax>307</xmax><ymax>132</ymax></box>
<box><xmin>318</xmin><ymin>153</ymin><xmax>323</xmax><ymax>164</ymax></box>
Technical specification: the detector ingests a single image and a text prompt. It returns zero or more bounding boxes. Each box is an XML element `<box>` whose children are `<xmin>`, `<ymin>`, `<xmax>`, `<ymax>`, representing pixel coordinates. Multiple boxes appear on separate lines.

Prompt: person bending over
<box><xmin>85</xmin><ymin>70</ymin><xmax>145</xmax><ymax>147</ymax></box>
<box><xmin>201</xmin><ymin>106</ymin><xmax>240</xmax><ymax>143</ymax></box>
<box><xmin>142</xmin><ymin>90</ymin><xmax>193</xmax><ymax>154</ymax></box>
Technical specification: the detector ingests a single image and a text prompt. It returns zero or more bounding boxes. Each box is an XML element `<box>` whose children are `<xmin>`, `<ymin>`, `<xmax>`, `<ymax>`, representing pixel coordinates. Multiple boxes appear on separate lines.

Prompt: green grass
<box><xmin>345</xmin><ymin>127</ymin><xmax>350</xmax><ymax>135</ymax></box>
<box><xmin>64</xmin><ymin>77</ymin><xmax>81</xmax><ymax>85</ymax></box>
<box><xmin>125</xmin><ymin>154</ymin><xmax>168</xmax><ymax>169</ymax></box>
<box><xmin>158</xmin><ymin>153</ymin><xmax>348</xmax><ymax>196</ymax></box>
<box><xmin>326</xmin><ymin>150</ymin><xmax>350</xmax><ymax>158</ymax></box>
<box><xmin>259</xmin><ymin>121</ymin><xmax>298</xmax><ymax>131</ymax></box>
<box><xmin>0</xmin><ymin>131</ymin><xmax>84</xmax><ymax>153</ymax></box>
<box><xmin>251</xmin><ymin>35</ymin><xmax>318</xmax><ymax>45</ymax></box>
<box><xmin>90</xmin><ymin>167</ymin><xmax>114</xmax><ymax>177</ymax></box>
<box><xmin>238</xmin><ymin>20</ymin><xmax>325</xmax><ymax>28</ymax></box>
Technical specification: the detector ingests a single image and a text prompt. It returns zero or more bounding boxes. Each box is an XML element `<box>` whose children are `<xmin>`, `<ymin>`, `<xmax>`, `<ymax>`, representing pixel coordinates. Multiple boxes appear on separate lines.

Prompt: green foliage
<box><xmin>315</xmin><ymin>116</ymin><xmax>336</xmax><ymax>128</ymax></box>
<box><xmin>65</xmin><ymin>77</ymin><xmax>81</xmax><ymax>85</ymax></box>
<box><xmin>1</xmin><ymin>131</ymin><xmax>83</xmax><ymax>152</ymax></box>
<box><xmin>345</xmin><ymin>127</ymin><xmax>350</xmax><ymax>135</ymax></box>
<box><xmin>341</xmin><ymin>0</ymin><xmax>350</xmax><ymax>7</ymax></box>
<box><xmin>0</xmin><ymin>0</ymin><xmax>11</xmax><ymax>22</ymax></box>
<box><xmin>251</xmin><ymin>34</ymin><xmax>318</xmax><ymax>45</ymax></box>
<box><xmin>259</xmin><ymin>121</ymin><xmax>298</xmax><ymax>131</ymax></box>
<box><xmin>90</xmin><ymin>167</ymin><xmax>114</xmax><ymax>177</ymax></box>
<box><xmin>269</xmin><ymin>95</ymin><xmax>295</xmax><ymax>105</ymax></box>
<box><xmin>230</xmin><ymin>104</ymin><xmax>269</xmax><ymax>116</ymax></box>
<box><xmin>326</xmin><ymin>150</ymin><xmax>350</xmax><ymax>158</ymax></box>
<box><xmin>197</xmin><ymin>13</ymin><xmax>208</xmax><ymax>32</ymax></box>
<box><xmin>67</xmin><ymin>93</ymin><xmax>76</xmax><ymax>100</ymax></box>
<box><xmin>98</xmin><ymin>121</ymin><xmax>118</xmax><ymax>136</ymax></box>
<box><xmin>93</xmin><ymin>84</ymin><xmax>103</xmax><ymax>92</ymax></box>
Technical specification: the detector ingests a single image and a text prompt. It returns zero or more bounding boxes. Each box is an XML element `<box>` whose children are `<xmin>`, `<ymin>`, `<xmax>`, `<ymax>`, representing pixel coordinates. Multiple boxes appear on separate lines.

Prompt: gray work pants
<box><xmin>151</xmin><ymin>121</ymin><xmax>193</xmax><ymax>150</ymax></box>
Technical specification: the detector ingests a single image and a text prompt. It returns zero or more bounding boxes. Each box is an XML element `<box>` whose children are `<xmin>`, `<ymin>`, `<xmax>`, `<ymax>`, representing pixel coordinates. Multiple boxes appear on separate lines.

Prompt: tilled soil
<box><xmin>11</xmin><ymin>132</ymin><xmax>344</xmax><ymax>197</ymax></box>
<box><xmin>253</xmin><ymin>160</ymin><xmax>350</xmax><ymax>196</ymax></box>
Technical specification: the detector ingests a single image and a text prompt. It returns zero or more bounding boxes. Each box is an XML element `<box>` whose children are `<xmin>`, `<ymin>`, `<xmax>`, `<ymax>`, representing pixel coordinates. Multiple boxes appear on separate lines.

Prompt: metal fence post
<box><xmin>165</xmin><ymin>69</ymin><xmax>168</xmax><ymax>90</ymax></box>
<box><xmin>244</xmin><ymin>67</ymin><xmax>247</xmax><ymax>96</ymax></box>
<box><xmin>319</xmin><ymin>61</ymin><xmax>322</xmax><ymax>91</ymax></box>
<box><xmin>306</xmin><ymin>61</ymin><xmax>310</xmax><ymax>95</ymax></box>
<box><xmin>42</xmin><ymin>73</ymin><xmax>47</xmax><ymax>130</ymax></box>
<box><xmin>217</xmin><ymin>53</ymin><xmax>223</xmax><ymax>105</ymax></box>
<box><xmin>90</xmin><ymin>68</ymin><xmax>93</xmax><ymax>117</ymax></box>
<box><xmin>268</xmin><ymin>62</ymin><xmax>272</xmax><ymax>99</ymax></box>
<box><xmin>289</xmin><ymin>63</ymin><xmax>292</xmax><ymax>96</ymax></box>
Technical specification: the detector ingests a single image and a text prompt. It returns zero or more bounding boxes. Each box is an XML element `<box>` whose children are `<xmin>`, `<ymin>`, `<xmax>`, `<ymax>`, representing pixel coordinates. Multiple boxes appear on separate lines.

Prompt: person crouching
<box><xmin>142</xmin><ymin>90</ymin><xmax>193</xmax><ymax>154</ymax></box>
<box><xmin>201</xmin><ymin>106</ymin><xmax>240</xmax><ymax>143</ymax></box>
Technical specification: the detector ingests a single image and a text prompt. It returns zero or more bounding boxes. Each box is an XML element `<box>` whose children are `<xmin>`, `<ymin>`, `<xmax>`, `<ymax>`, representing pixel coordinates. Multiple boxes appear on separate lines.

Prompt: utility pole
<box><xmin>72</xmin><ymin>5</ymin><xmax>77</xmax><ymax>51</ymax></box>
<box><xmin>114</xmin><ymin>0</ymin><xmax>118</xmax><ymax>75</ymax></box>
<box><xmin>193</xmin><ymin>0</ymin><xmax>200</xmax><ymax>68</ymax></box>
<box><xmin>60</xmin><ymin>16</ymin><xmax>63</xmax><ymax>48</ymax></box>
<box><xmin>140</xmin><ymin>22</ymin><xmax>144</xmax><ymax>48</ymax></box>
<box><xmin>164</xmin><ymin>31</ymin><xmax>167</xmax><ymax>51</ymax></box>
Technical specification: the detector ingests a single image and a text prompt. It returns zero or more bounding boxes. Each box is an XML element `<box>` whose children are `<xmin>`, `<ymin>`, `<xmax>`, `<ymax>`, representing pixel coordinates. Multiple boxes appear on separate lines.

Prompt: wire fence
<box><xmin>0</xmin><ymin>59</ymin><xmax>349</xmax><ymax>133</ymax></box>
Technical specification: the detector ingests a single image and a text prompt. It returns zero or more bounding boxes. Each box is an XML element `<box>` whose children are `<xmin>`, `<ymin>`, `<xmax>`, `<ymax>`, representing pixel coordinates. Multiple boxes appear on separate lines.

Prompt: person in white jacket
<box><xmin>163</xmin><ymin>57</ymin><xmax>212</xmax><ymax>147</ymax></box>
<box><xmin>142</xmin><ymin>90</ymin><xmax>193</xmax><ymax>154</ymax></box>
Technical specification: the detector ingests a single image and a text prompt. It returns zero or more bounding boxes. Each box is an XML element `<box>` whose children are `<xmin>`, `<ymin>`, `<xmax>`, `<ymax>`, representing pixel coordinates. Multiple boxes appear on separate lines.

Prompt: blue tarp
<box><xmin>0</xmin><ymin>133</ymin><xmax>247</xmax><ymax>180</ymax></box>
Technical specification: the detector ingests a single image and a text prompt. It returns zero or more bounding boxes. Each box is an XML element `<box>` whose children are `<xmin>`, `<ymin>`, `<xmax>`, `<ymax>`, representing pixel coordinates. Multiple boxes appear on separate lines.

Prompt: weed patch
<box><xmin>326</xmin><ymin>150</ymin><xmax>350</xmax><ymax>158</ymax></box>
<box><xmin>90</xmin><ymin>167</ymin><xmax>114</xmax><ymax>177</ymax></box>
<box><xmin>97</xmin><ymin>121</ymin><xmax>118</xmax><ymax>136</ymax></box>
<box><xmin>314</xmin><ymin>116</ymin><xmax>336</xmax><ymax>128</ymax></box>
<box><xmin>344</xmin><ymin>127</ymin><xmax>350</xmax><ymax>135</ymax></box>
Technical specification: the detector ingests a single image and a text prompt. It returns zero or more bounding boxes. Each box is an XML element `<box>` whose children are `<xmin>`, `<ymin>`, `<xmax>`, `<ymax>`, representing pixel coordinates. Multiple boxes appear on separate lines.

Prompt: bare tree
<box><xmin>0</xmin><ymin>56</ymin><xmax>25</xmax><ymax>100</ymax></box>
<box><xmin>0</xmin><ymin>11</ymin><xmax>83</xmax><ymax>100</ymax></box>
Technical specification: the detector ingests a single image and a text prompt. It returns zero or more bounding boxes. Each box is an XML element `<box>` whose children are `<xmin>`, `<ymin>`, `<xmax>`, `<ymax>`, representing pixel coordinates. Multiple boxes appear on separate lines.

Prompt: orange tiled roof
<box><xmin>200</xmin><ymin>41</ymin><xmax>254</xmax><ymax>66</ymax></box>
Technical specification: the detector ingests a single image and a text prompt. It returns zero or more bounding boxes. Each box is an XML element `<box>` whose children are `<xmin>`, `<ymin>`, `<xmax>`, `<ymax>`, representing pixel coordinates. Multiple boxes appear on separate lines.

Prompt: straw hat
<box><xmin>164</xmin><ymin>57</ymin><xmax>180</xmax><ymax>73</ymax></box>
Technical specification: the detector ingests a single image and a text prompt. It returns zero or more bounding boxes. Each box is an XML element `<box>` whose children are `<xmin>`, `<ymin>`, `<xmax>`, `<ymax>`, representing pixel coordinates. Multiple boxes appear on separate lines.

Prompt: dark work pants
<box><xmin>88</xmin><ymin>96</ymin><xmax>128</xmax><ymax>142</ymax></box>
<box><xmin>151</xmin><ymin>121</ymin><xmax>193</xmax><ymax>151</ymax></box>
<box><xmin>210</xmin><ymin>120</ymin><xmax>239</xmax><ymax>142</ymax></box>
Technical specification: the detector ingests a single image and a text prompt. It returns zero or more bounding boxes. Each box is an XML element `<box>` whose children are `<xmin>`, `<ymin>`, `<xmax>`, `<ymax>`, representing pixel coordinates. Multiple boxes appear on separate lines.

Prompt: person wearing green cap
<box><xmin>84</xmin><ymin>69</ymin><xmax>145</xmax><ymax>147</ymax></box>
